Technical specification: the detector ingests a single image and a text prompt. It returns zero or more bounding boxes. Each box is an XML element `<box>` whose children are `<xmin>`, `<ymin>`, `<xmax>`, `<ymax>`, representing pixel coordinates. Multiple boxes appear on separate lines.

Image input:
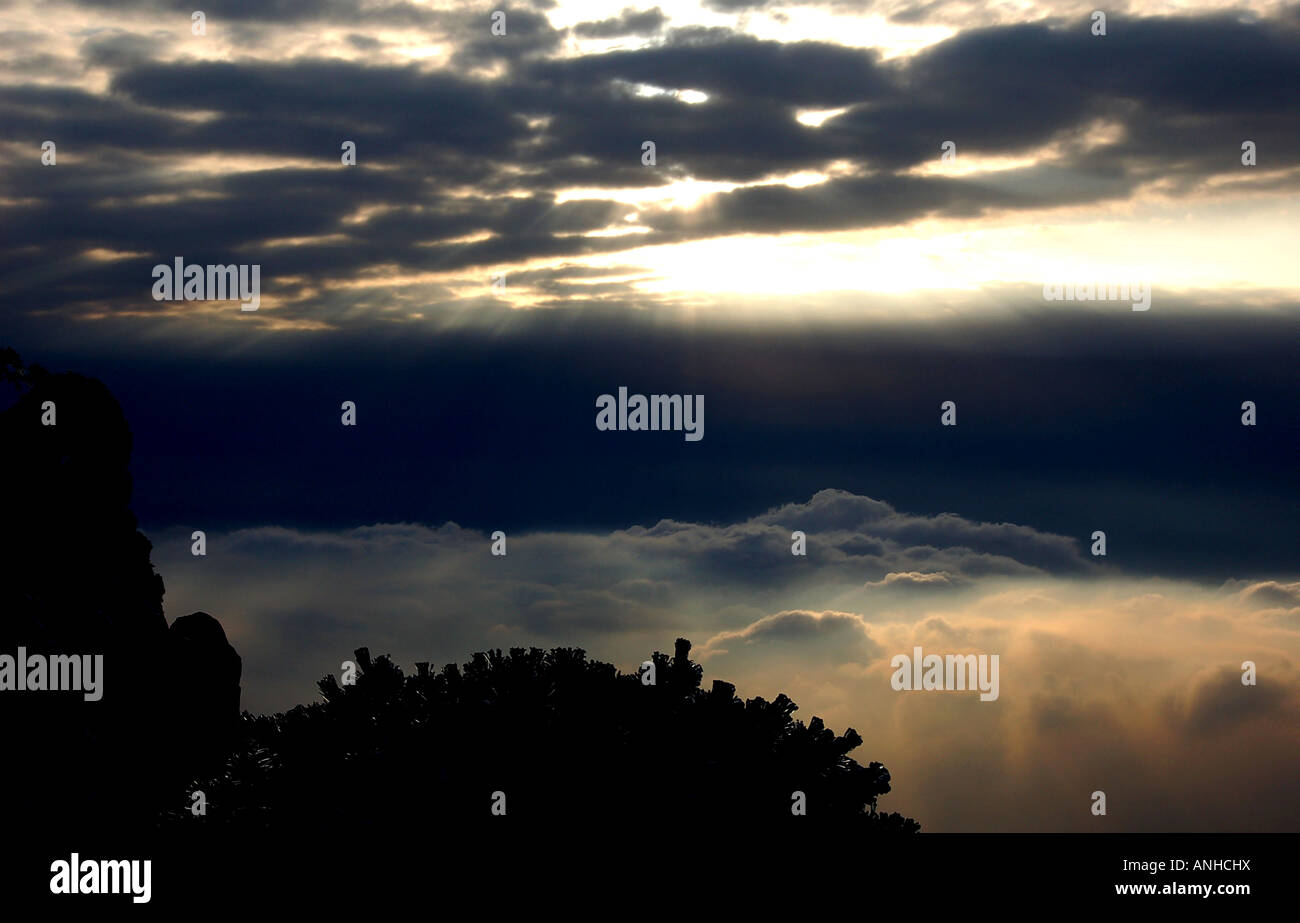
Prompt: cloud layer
<box><xmin>153</xmin><ymin>490</ymin><xmax>1300</xmax><ymax>830</ymax></box>
<box><xmin>3</xmin><ymin>5</ymin><xmax>1299</xmax><ymax>321</ymax></box>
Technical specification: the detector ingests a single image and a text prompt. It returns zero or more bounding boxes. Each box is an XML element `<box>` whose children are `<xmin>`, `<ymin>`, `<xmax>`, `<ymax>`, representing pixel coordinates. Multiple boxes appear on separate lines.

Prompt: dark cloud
<box><xmin>2</xmin><ymin>11</ymin><xmax>1297</xmax><ymax>318</ymax></box>
<box><xmin>345</xmin><ymin>33</ymin><xmax>385</xmax><ymax>51</ymax></box>
<box><xmin>1170</xmin><ymin>664</ymin><xmax>1299</xmax><ymax>735</ymax></box>
<box><xmin>80</xmin><ymin>31</ymin><xmax>163</xmax><ymax>68</ymax></box>
<box><xmin>888</xmin><ymin>0</ymin><xmax>949</xmax><ymax>24</ymax></box>
<box><xmin>573</xmin><ymin>7</ymin><xmax>668</xmax><ymax>38</ymax></box>
<box><xmin>1227</xmin><ymin>580</ymin><xmax>1300</xmax><ymax>610</ymax></box>
<box><xmin>72</xmin><ymin>0</ymin><xmax>445</xmax><ymax>25</ymax></box>
<box><xmin>529</xmin><ymin>30</ymin><xmax>891</xmax><ymax>105</ymax></box>
<box><xmin>451</xmin><ymin>7</ymin><xmax>566</xmax><ymax>67</ymax></box>
<box><xmin>701</xmin><ymin>0</ymin><xmax>775</xmax><ymax>10</ymax></box>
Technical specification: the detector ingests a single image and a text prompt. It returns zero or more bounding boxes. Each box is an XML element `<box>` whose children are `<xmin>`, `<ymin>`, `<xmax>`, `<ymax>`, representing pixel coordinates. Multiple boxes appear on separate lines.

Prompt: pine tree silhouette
<box><xmin>179</xmin><ymin>639</ymin><xmax>919</xmax><ymax>832</ymax></box>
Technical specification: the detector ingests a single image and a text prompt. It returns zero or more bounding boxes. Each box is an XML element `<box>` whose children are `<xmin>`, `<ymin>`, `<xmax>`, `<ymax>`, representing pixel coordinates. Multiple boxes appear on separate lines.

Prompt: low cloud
<box><xmin>151</xmin><ymin>491</ymin><xmax>1300</xmax><ymax>830</ymax></box>
<box><xmin>866</xmin><ymin>570</ymin><xmax>963</xmax><ymax>588</ymax></box>
<box><xmin>694</xmin><ymin>580</ymin><xmax>1300</xmax><ymax>830</ymax></box>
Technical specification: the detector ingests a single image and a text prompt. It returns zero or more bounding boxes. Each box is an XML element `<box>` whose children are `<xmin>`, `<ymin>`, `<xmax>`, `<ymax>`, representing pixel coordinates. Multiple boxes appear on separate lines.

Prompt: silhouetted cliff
<box><xmin>1</xmin><ymin>349</ymin><xmax>240</xmax><ymax>832</ymax></box>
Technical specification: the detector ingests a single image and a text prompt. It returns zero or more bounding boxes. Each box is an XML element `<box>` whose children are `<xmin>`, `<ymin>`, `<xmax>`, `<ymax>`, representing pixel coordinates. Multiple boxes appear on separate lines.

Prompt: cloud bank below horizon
<box><xmin>153</xmin><ymin>488</ymin><xmax>1300</xmax><ymax>830</ymax></box>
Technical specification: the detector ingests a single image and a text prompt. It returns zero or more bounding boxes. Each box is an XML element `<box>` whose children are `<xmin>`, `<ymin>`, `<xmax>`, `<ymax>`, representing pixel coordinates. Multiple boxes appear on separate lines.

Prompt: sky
<box><xmin>3</xmin><ymin>0</ymin><xmax>1300</xmax><ymax>831</ymax></box>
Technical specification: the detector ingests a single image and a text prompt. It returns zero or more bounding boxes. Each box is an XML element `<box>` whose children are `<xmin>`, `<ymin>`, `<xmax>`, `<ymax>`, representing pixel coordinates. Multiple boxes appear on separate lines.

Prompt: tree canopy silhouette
<box><xmin>177</xmin><ymin>638</ymin><xmax>920</xmax><ymax>832</ymax></box>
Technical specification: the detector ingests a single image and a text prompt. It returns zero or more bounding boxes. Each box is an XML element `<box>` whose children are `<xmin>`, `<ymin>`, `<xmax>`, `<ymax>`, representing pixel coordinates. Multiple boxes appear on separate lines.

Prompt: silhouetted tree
<box><xmin>177</xmin><ymin>639</ymin><xmax>920</xmax><ymax>833</ymax></box>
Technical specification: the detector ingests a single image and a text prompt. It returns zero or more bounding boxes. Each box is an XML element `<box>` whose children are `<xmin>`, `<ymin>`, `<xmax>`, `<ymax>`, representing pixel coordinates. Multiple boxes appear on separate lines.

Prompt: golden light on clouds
<box><xmin>534</xmin><ymin>188</ymin><xmax>1300</xmax><ymax>303</ymax></box>
<box><xmin>697</xmin><ymin>575</ymin><xmax>1300</xmax><ymax>830</ymax></box>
